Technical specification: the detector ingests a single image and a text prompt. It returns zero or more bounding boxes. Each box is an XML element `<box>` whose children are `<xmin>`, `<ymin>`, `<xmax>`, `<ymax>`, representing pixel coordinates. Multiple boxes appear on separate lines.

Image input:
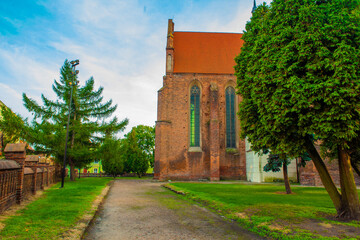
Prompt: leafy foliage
<box><xmin>123</xmin><ymin>130</ymin><xmax>149</xmax><ymax>177</ymax></box>
<box><xmin>235</xmin><ymin>0</ymin><xmax>360</xmax><ymax>156</ymax></box>
<box><xmin>99</xmin><ymin>137</ymin><xmax>124</xmax><ymax>177</ymax></box>
<box><xmin>0</xmin><ymin>104</ymin><xmax>25</xmax><ymax>154</ymax></box>
<box><xmin>263</xmin><ymin>154</ymin><xmax>290</xmax><ymax>173</ymax></box>
<box><xmin>235</xmin><ymin>0</ymin><xmax>360</xmax><ymax>217</ymax></box>
<box><xmin>130</xmin><ymin>125</ymin><xmax>155</xmax><ymax>168</ymax></box>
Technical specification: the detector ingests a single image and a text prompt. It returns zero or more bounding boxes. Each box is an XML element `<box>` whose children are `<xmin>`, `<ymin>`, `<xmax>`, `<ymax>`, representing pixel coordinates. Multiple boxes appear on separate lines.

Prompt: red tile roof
<box><xmin>173</xmin><ymin>32</ymin><xmax>244</xmax><ymax>74</ymax></box>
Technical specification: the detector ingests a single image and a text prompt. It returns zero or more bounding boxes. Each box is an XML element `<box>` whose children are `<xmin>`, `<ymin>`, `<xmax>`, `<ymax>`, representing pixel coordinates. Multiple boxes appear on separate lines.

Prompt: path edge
<box><xmin>62</xmin><ymin>179</ymin><xmax>114</xmax><ymax>240</ymax></box>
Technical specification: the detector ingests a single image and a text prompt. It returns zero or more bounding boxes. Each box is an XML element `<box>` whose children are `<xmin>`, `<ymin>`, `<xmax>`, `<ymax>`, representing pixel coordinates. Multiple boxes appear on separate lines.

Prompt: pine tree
<box><xmin>263</xmin><ymin>152</ymin><xmax>292</xmax><ymax>194</ymax></box>
<box><xmin>23</xmin><ymin>60</ymin><xmax>128</xmax><ymax>180</ymax></box>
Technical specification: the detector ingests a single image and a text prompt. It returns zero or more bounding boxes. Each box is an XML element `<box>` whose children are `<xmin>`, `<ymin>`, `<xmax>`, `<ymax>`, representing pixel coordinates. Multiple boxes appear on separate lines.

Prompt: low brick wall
<box><xmin>23</xmin><ymin>168</ymin><xmax>34</xmax><ymax>198</ymax></box>
<box><xmin>36</xmin><ymin>170</ymin><xmax>42</xmax><ymax>191</ymax></box>
<box><xmin>299</xmin><ymin>158</ymin><xmax>360</xmax><ymax>186</ymax></box>
<box><xmin>0</xmin><ymin>160</ymin><xmax>20</xmax><ymax>213</ymax></box>
<box><xmin>0</xmin><ymin>143</ymin><xmax>60</xmax><ymax>213</ymax></box>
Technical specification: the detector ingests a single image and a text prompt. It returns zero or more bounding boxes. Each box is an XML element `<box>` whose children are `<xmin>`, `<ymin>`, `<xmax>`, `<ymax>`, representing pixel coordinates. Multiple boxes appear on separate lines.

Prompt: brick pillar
<box><xmin>209</xmin><ymin>83</ymin><xmax>220</xmax><ymax>181</ymax></box>
<box><xmin>154</xmin><ymin>76</ymin><xmax>172</xmax><ymax>181</ymax></box>
<box><xmin>41</xmin><ymin>168</ymin><xmax>45</xmax><ymax>190</ymax></box>
<box><xmin>32</xmin><ymin>167</ymin><xmax>37</xmax><ymax>194</ymax></box>
<box><xmin>4</xmin><ymin>143</ymin><xmax>27</xmax><ymax>204</ymax></box>
<box><xmin>47</xmin><ymin>166</ymin><xmax>50</xmax><ymax>186</ymax></box>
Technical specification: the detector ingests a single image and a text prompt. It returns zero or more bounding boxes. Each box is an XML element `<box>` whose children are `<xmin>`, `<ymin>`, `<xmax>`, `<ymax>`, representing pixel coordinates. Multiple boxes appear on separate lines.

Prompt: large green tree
<box><xmin>235</xmin><ymin>0</ymin><xmax>360</xmax><ymax>219</ymax></box>
<box><xmin>23</xmin><ymin>60</ymin><xmax>128</xmax><ymax>180</ymax></box>
<box><xmin>99</xmin><ymin>137</ymin><xmax>124</xmax><ymax>177</ymax></box>
<box><xmin>123</xmin><ymin>130</ymin><xmax>148</xmax><ymax>178</ymax></box>
<box><xmin>130</xmin><ymin>125</ymin><xmax>155</xmax><ymax>168</ymax></box>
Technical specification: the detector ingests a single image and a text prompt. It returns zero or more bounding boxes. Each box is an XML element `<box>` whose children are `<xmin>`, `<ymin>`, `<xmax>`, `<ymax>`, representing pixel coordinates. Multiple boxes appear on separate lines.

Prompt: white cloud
<box><xmin>0</xmin><ymin>0</ymin><xmax>267</xmax><ymax>134</ymax></box>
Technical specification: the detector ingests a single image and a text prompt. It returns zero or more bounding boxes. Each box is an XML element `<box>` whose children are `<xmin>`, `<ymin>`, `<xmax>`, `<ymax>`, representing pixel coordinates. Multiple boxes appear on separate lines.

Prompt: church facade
<box><xmin>154</xmin><ymin>20</ymin><xmax>247</xmax><ymax>180</ymax></box>
<box><xmin>154</xmin><ymin>17</ymin><xmax>359</xmax><ymax>186</ymax></box>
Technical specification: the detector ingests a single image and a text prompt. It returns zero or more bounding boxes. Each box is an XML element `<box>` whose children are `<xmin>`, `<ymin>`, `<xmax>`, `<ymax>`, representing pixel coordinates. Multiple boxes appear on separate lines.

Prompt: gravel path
<box><xmin>83</xmin><ymin>180</ymin><xmax>263</xmax><ymax>240</ymax></box>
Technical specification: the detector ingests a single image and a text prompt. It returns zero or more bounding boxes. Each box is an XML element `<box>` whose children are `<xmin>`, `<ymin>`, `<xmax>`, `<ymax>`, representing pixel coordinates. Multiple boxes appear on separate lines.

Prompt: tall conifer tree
<box><xmin>23</xmin><ymin>60</ymin><xmax>128</xmax><ymax>180</ymax></box>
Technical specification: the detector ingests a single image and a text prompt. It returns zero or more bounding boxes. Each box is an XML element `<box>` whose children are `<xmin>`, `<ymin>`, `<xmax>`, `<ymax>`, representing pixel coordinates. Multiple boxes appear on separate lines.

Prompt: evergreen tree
<box><xmin>23</xmin><ymin>60</ymin><xmax>128</xmax><ymax>180</ymax></box>
<box><xmin>263</xmin><ymin>152</ymin><xmax>292</xmax><ymax>194</ymax></box>
<box><xmin>235</xmin><ymin>0</ymin><xmax>360</xmax><ymax>219</ymax></box>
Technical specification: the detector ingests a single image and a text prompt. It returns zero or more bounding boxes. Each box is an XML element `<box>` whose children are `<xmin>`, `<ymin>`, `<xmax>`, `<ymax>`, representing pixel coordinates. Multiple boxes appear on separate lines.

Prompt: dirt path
<box><xmin>83</xmin><ymin>180</ymin><xmax>263</xmax><ymax>240</ymax></box>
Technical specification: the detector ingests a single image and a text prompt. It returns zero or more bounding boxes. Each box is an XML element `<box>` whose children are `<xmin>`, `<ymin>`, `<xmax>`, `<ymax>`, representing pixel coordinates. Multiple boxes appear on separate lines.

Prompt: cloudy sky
<box><xmin>0</xmin><ymin>0</ymin><xmax>272</xmax><ymax>135</ymax></box>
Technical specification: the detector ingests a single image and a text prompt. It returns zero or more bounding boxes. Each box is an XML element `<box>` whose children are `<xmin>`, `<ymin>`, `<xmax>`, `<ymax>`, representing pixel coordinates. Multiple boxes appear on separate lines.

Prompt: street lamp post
<box><xmin>61</xmin><ymin>59</ymin><xmax>79</xmax><ymax>188</ymax></box>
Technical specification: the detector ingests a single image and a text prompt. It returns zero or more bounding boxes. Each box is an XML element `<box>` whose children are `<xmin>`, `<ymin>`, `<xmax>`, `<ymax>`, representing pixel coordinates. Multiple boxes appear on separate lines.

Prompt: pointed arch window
<box><xmin>190</xmin><ymin>85</ymin><xmax>200</xmax><ymax>147</ymax></box>
<box><xmin>226</xmin><ymin>87</ymin><xmax>236</xmax><ymax>148</ymax></box>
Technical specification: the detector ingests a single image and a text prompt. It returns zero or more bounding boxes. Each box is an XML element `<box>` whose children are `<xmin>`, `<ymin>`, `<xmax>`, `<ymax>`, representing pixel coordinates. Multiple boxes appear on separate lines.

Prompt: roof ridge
<box><xmin>174</xmin><ymin>31</ymin><xmax>243</xmax><ymax>35</ymax></box>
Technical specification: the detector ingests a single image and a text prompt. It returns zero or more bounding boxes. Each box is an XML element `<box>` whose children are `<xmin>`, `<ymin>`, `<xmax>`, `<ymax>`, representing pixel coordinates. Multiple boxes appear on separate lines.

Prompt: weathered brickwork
<box><xmin>155</xmin><ymin>20</ymin><xmax>246</xmax><ymax>180</ymax></box>
<box><xmin>299</xmin><ymin>158</ymin><xmax>360</xmax><ymax>186</ymax></box>
<box><xmin>23</xmin><ymin>168</ymin><xmax>34</xmax><ymax>197</ymax></box>
<box><xmin>0</xmin><ymin>168</ymin><xmax>19</xmax><ymax>213</ymax></box>
<box><xmin>0</xmin><ymin>143</ymin><xmax>59</xmax><ymax>213</ymax></box>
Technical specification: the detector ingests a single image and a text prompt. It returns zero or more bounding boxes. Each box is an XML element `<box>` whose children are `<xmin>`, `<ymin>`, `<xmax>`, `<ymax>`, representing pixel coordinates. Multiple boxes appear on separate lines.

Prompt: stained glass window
<box><xmin>190</xmin><ymin>85</ymin><xmax>200</xmax><ymax>147</ymax></box>
<box><xmin>226</xmin><ymin>87</ymin><xmax>236</xmax><ymax>148</ymax></box>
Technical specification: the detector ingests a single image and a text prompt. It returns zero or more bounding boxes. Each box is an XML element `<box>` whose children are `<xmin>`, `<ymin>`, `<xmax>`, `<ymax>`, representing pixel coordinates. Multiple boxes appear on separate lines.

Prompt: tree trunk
<box><xmin>338</xmin><ymin>146</ymin><xmax>360</xmax><ymax>220</ymax></box>
<box><xmin>69</xmin><ymin>159</ymin><xmax>76</xmax><ymax>181</ymax></box>
<box><xmin>283</xmin><ymin>163</ymin><xmax>292</xmax><ymax>194</ymax></box>
<box><xmin>69</xmin><ymin>112</ymin><xmax>76</xmax><ymax>181</ymax></box>
<box><xmin>304</xmin><ymin>137</ymin><xmax>342</xmax><ymax>212</ymax></box>
<box><xmin>351</xmin><ymin>161</ymin><xmax>360</xmax><ymax>178</ymax></box>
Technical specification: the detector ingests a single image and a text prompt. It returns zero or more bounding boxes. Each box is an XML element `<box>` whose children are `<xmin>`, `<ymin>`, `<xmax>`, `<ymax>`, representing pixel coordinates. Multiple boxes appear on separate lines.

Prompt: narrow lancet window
<box><xmin>226</xmin><ymin>87</ymin><xmax>236</xmax><ymax>148</ymax></box>
<box><xmin>190</xmin><ymin>85</ymin><xmax>200</xmax><ymax>147</ymax></box>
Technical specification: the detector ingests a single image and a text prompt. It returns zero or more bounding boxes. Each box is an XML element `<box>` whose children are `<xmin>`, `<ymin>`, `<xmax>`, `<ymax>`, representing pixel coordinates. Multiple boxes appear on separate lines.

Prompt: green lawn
<box><xmin>168</xmin><ymin>182</ymin><xmax>360</xmax><ymax>239</ymax></box>
<box><xmin>0</xmin><ymin>177</ymin><xmax>112</xmax><ymax>240</ymax></box>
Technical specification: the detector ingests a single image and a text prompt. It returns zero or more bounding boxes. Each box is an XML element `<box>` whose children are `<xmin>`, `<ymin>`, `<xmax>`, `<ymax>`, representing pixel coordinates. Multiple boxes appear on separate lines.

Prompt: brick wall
<box><xmin>23</xmin><ymin>168</ymin><xmax>34</xmax><ymax>198</ymax></box>
<box><xmin>155</xmin><ymin>73</ymin><xmax>246</xmax><ymax>180</ymax></box>
<box><xmin>0</xmin><ymin>144</ymin><xmax>59</xmax><ymax>213</ymax></box>
<box><xmin>299</xmin><ymin>158</ymin><xmax>360</xmax><ymax>186</ymax></box>
<box><xmin>0</xmin><ymin>167</ymin><xmax>19</xmax><ymax>213</ymax></box>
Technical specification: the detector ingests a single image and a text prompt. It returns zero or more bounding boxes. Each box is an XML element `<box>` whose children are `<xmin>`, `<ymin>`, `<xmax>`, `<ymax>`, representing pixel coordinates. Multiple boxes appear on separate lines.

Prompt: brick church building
<box><xmin>153</xmin><ymin>19</ymin><xmax>360</xmax><ymax>186</ymax></box>
<box><xmin>154</xmin><ymin>20</ymin><xmax>247</xmax><ymax>180</ymax></box>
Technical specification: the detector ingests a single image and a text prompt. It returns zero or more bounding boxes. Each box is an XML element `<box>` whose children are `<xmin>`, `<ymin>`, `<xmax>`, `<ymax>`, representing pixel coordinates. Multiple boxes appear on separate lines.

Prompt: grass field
<box><xmin>168</xmin><ymin>182</ymin><xmax>360</xmax><ymax>239</ymax></box>
<box><xmin>0</xmin><ymin>177</ymin><xmax>112</xmax><ymax>240</ymax></box>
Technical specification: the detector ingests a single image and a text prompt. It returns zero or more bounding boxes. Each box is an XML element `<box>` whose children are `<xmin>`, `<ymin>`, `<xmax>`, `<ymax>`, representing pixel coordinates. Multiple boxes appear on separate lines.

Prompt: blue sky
<box><xmin>0</xmin><ymin>0</ymin><xmax>271</xmax><ymax>134</ymax></box>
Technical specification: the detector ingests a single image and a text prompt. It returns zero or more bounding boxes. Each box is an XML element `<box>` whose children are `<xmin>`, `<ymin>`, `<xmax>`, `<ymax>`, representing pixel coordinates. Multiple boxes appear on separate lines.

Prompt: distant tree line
<box><xmin>100</xmin><ymin>125</ymin><xmax>155</xmax><ymax>178</ymax></box>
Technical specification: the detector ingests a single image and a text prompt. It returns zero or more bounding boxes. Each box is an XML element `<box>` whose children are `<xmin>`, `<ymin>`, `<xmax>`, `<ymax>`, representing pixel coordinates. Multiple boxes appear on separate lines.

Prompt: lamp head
<box><xmin>70</xmin><ymin>59</ymin><xmax>80</xmax><ymax>66</ymax></box>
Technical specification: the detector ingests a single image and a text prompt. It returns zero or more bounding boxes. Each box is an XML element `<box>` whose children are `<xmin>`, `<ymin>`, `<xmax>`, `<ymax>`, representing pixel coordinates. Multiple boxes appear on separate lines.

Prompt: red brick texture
<box><xmin>155</xmin><ymin>73</ymin><xmax>246</xmax><ymax>180</ymax></box>
<box><xmin>0</xmin><ymin>144</ymin><xmax>59</xmax><ymax>213</ymax></box>
<box><xmin>0</xmin><ymin>170</ymin><xmax>18</xmax><ymax>213</ymax></box>
<box><xmin>154</xmin><ymin>20</ymin><xmax>246</xmax><ymax>181</ymax></box>
<box><xmin>299</xmin><ymin>158</ymin><xmax>360</xmax><ymax>186</ymax></box>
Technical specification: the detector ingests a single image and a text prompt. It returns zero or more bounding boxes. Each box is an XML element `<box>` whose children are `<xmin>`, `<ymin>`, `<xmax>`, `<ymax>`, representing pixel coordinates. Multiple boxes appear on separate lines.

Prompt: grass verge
<box><xmin>0</xmin><ymin>177</ymin><xmax>112</xmax><ymax>240</ymax></box>
<box><xmin>167</xmin><ymin>182</ymin><xmax>360</xmax><ymax>240</ymax></box>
